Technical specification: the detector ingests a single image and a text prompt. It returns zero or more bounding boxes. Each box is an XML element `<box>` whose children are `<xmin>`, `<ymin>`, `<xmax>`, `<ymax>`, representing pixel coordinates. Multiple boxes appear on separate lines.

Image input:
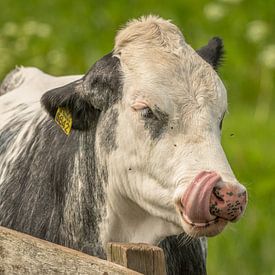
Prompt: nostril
<box><xmin>238</xmin><ymin>190</ymin><xmax>247</xmax><ymax>202</ymax></box>
<box><xmin>238</xmin><ymin>191</ymin><xmax>246</xmax><ymax>197</ymax></box>
<box><xmin>213</xmin><ymin>186</ymin><xmax>224</xmax><ymax>202</ymax></box>
<box><xmin>237</xmin><ymin>190</ymin><xmax>247</xmax><ymax>206</ymax></box>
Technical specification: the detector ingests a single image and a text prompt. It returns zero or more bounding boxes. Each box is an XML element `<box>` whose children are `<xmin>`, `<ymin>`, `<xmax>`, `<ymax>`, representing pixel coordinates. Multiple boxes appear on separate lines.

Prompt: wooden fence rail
<box><xmin>0</xmin><ymin>226</ymin><xmax>166</xmax><ymax>275</ymax></box>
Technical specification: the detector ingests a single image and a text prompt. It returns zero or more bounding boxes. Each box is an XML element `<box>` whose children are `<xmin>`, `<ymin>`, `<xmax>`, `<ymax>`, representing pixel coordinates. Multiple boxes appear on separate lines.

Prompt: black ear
<box><xmin>41</xmin><ymin>52</ymin><xmax>122</xmax><ymax>130</ymax></box>
<box><xmin>196</xmin><ymin>37</ymin><xmax>224</xmax><ymax>71</ymax></box>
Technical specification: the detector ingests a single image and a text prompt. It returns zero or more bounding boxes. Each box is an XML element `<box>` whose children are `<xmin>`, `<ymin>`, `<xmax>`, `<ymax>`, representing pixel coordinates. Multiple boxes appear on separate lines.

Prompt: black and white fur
<box><xmin>0</xmin><ymin>16</ymin><xmax>226</xmax><ymax>274</ymax></box>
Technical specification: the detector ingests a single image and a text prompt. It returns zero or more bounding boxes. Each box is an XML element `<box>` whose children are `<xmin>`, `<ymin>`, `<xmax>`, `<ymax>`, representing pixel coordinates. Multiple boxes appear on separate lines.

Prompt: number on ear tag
<box><xmin>55</xmin><ymin>107</ymin><xmax>72</xmax><ymax>135</ymax></box>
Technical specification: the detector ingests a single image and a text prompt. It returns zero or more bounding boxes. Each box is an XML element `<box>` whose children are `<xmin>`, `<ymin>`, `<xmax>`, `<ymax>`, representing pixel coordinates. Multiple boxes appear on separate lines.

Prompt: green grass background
<box><xmin>0</xmin><ymin>1</ymin><xmax>274</xmax><ymax>274</ymax></box>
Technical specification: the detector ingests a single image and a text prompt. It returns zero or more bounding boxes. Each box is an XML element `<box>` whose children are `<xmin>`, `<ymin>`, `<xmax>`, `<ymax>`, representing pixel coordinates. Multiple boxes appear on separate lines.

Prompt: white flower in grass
<box><xmin>246</xmin><ymin>20</ymin><xmax>269</xmax><ymax>43</ymax></box>
<box><xmin>259</xmin><ymin>45</ymin><xmax>275</xmax><ymax>69</ymax></box>
<box><xmin>36</xmin><ymin>23</ymin><xmax>52</xmax><ymax>38</ymax></box>
<box><xmin>2</xmin><ymin>22</ymin><xmax>18</xmax><ymax>37</ymax></box>
<box><xmin>23</xmin><ymin>21</ymin><xmax>51</xmax><ymax>38</ymax></box>
<box><xmin>23</xmin><ymin>21</ymin><xmax>39</xmax><ymax>36</ymax></box>
<box><xmin>204</xmin><ymin>3</ymin><xmax>226</xmax><ymax>21</ymax></box>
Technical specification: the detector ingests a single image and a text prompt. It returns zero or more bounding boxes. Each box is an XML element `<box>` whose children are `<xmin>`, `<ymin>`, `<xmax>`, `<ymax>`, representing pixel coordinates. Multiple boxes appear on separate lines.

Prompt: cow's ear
<box><xmin>41</xmin><ymin>52</ymin><xmax>122</xmax><ymax>130</ymax></box>
<box><xmin>196</xmin><ymin>37</ymin><xmax>224</xmax><ymax>71</ymax></box>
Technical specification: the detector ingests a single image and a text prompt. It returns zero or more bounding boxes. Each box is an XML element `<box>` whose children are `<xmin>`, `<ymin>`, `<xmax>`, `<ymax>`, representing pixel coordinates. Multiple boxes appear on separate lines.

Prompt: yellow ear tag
<box><xmin>55</xmin><ymin>107</ymin><xmax>72</xmax><ymax>135</ymax></box>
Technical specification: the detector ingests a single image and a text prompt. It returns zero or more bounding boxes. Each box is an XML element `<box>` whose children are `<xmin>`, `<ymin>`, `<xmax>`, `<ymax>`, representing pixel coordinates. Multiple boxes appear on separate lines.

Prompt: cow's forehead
<box><xmin>114</xmin><ymin>15</ymin><xmax>227</xmax><ymax>116</ymax></box>
<box><xmin>114</xmin><ymin>15</ymin><xmax>185</xmax><ymax>55</ymax></box>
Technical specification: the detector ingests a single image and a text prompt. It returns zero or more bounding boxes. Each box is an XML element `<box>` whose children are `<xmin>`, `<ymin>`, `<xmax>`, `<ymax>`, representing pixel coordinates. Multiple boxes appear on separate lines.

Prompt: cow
<box><xmin>0</xmin><ymin>16</ymin><xmax>247</xmax><ymax>274</ymax></box>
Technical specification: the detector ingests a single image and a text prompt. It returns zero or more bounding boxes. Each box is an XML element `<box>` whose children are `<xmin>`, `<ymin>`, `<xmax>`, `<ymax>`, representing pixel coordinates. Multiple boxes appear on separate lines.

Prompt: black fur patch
<box><xmin>1</xmin><ymin>52</ymin><xmax>123</xmax><ymax>258</ymax></box>
<box><xmin>0</xmin><ymin>122</ymin><xmax>23</xmax><ymax>156</ymax></box>
<box><xmin>84</xmin><ymin>52</ymin><xmax>122</xmax><ymax>110</ymax></box>
<box><xmin>41</xmin><ymin>80</ymin><xmax>99</xmax><ymax>130</ymax></box>
<box><xmin>143</xmin><ymin>106</ymin><xmax>169</xmax><ymax>140</ymax></box>
<box><xmin>196</xmin><ymin>37</ymin><xmax>224</xmax><ymax>71</ymax></box>
<box><xmin>41</xmin><ymin>52</ymin><xmax>122</xmax><ymax>131</ymax></box>
<box><xmin>0</xmin><ymin>112</ymin><xmax>105</xmax><ymax>258</ymax></box>
<box><xmin>99</xmin><ymin>107</ymin><xmax>119</xmax><ymax>154</ymax></box>
<box><xmin>159</xmin><ymin>234</ymin><xmax>207</xmax><ymax>275</ymax></box>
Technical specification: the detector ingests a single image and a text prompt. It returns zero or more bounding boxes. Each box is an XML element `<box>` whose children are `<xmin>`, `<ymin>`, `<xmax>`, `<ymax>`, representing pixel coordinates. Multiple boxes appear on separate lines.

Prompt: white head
<box><xmin>41</xmin><ymin>15</ymin><xmax>247</xmax><ymax>244</ymax></box>
<box><xmin>100</xmin><ymin>15</ymin><xmax>247</xmax><ymax>241</ymax></box>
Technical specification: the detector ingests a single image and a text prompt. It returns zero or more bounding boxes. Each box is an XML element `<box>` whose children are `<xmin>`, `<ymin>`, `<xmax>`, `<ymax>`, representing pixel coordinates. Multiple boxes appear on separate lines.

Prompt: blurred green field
<box><xmin>0</xmin><ymin>0</ymin><xmax>274</xmax><ymax>274</ymax></box>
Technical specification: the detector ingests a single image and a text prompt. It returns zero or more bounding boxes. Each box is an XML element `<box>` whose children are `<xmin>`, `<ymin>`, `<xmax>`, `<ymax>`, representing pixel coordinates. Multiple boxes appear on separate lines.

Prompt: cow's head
<box><xmin>41</xmin><ymin>15</ymin><xmax>247</xmax><ymax>242</ymax></box>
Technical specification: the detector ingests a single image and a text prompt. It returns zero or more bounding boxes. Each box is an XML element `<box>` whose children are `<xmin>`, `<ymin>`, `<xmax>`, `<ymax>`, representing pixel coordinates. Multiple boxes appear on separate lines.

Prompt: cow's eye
<box><xmin>140</xmin><ymin>107</ymin><xmax>154</xmax><ymax>118</ymax></box>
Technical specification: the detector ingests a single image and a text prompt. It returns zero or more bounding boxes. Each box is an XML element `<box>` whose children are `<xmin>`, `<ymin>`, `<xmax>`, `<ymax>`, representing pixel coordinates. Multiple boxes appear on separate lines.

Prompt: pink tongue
<box><xmin>181</xmin><ymin>171</ymin><xmax>221</xmax><ymax>223</ymax></box>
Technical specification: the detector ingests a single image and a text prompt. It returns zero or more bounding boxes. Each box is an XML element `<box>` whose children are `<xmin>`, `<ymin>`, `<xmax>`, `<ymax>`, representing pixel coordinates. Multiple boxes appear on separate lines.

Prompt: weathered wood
<box><xmin>107</xmin><ymin>242</ymin><xmax>166</xmax><ymax>275</ymax></box>
<box><xmin>0</xmin><ymin>226</ymin><xmax>141</xmax><ymax>275</ymax></box>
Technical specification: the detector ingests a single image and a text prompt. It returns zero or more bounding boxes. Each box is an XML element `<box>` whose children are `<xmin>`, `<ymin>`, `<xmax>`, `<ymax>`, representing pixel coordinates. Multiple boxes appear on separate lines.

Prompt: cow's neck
<box><xmin>101</xmin><ymin>191</ymin><xmax>181</xmax><ymax>246</ymax></box>
<box><xmin>62</xmin><ymin>129</ymin><xmax>107</xmax><ymax>258</ymax></box>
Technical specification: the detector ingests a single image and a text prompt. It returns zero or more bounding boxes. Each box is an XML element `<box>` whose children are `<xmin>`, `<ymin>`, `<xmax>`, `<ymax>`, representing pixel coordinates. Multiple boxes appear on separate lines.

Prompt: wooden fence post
<box><xmin>0</xmin><ymin>226</ymin><xmax>141</xmax><ymax>275</ymax></box>
<box><xmin>107</xmin><ymin>242</ymin><xmax>167</xmax><ymax>275</ymax></box>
